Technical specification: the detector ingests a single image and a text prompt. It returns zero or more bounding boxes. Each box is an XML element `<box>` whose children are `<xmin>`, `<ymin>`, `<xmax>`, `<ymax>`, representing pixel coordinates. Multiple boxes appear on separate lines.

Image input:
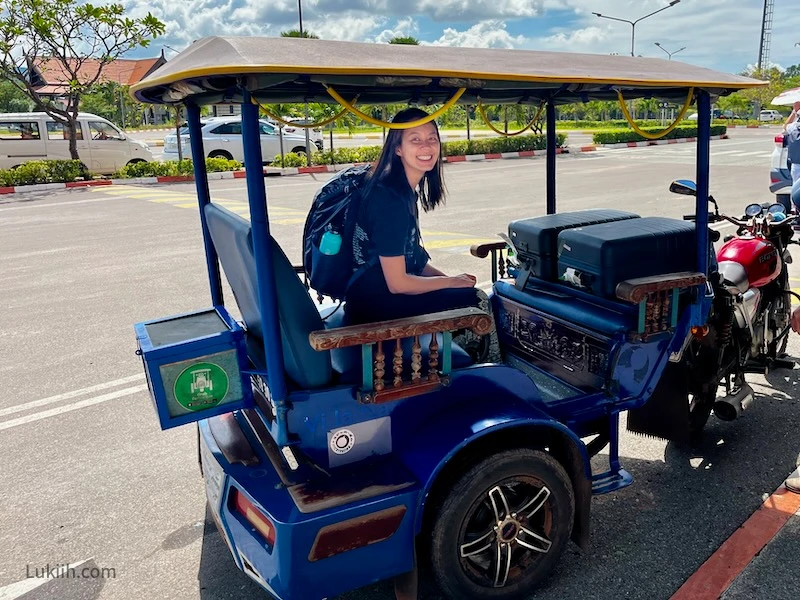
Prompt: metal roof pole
<box><xmin>240</xmin><ymin>91</ymin><xmax>289</xmax><ymax>415</ymax></box>
<box><xmin>186</xmin><ymin>102</ymin><xmax>223</xmax><ymax>306</ymax></box>
<box><xmin>546</xmin><ymin>98</ymin><xmax>556</xmax><ymax>214</ymax></box>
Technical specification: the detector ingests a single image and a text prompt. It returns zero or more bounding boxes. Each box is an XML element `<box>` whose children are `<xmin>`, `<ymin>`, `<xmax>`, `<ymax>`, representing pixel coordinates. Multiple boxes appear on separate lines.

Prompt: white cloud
<box><xmin>431</xmin><ymin>20</ymin><xmax>527</xmax><ymax>49</ymax></box>
<box><xmin>371</xmin><ymin>18</ymin><xmax>421</xmax><ymax>44</ymax></box>
<box><xmin>116</xmin><ymin>0</ymin><xmax>800</xmax><ymax>74</ymax></box>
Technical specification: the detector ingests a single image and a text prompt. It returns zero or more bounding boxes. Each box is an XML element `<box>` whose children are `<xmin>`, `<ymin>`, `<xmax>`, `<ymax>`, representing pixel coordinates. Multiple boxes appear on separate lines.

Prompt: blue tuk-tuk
<box><xmin>131</xmin><ymin>37</ymin><xmax>764</xmax><ymax>600</ymax></box>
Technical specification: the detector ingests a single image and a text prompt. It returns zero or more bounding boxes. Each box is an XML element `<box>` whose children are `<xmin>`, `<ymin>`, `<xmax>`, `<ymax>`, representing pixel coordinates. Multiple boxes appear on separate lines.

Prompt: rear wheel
<box><xmin>430</xmin><ymin>449</ymin><xmax>574</xmax><ymax>600</ymax></box>
<box><xmin>126</xmin><ymin>158</ymin><xmax>146</xmax><ymax>166</ymax></box>
<box><xmin>290</xmin><ymin>146</ymin><xmax>308</xmax><ymax>156</ymax></box>
<box><xmin>208</xmin><ymin>150</ymin><xmax>233</xmax><ymax>160</ymax></box>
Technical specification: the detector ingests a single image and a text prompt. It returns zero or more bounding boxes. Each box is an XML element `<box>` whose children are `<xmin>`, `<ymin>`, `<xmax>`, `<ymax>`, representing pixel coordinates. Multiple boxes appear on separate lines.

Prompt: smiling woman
<box><xmin>340</xmin><ymin>106</ymin><xmax>500</xmax><ymax>361</ymax></box>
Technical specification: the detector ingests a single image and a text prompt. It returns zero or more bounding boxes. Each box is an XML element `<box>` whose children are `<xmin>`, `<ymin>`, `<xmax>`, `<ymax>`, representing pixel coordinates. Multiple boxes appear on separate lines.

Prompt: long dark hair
<box><xmin>367</xmin><ymin>107</ymin><xmax>446</xmax><ymax>212</ymax></box>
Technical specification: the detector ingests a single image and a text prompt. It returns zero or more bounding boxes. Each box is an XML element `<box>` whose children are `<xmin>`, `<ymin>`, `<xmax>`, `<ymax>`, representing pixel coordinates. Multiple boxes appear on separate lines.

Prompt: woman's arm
<box><xmin>380</xmin><ymin>256</ymin><xmax>475</xmax><ymax>295</ymax></box>
<box><xmin>421</xmin><ymin>262</ymin><xmax>447</xmax><ymax>277</ymax></box>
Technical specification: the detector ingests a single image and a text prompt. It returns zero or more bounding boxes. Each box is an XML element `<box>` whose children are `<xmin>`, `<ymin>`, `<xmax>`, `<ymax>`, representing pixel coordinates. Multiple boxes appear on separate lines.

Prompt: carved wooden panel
<box><xmin>495</xmin><ymin>296</ymin><xmax>611</xmax><ymax>393</ymax></box>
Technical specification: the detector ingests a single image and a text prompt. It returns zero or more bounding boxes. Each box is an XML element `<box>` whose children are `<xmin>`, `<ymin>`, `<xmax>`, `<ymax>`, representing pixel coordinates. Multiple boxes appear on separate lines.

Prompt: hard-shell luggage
<box><xmin>509</xmin><ymin>209</ymin><xmax>639</xmax><ymax>284</ymax></box>
<box><xmin>556</xmin><ymin>217</ymin><xmax>696</xmax><ymax>299</ymax></box>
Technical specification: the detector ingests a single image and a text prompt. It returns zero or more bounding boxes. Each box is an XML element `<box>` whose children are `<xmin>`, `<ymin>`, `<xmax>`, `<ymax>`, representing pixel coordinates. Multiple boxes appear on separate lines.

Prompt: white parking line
<box><xmin>0</xmin><ymin>374</ymin><xmax>145</xmax><ymax>418</ymax></box>
<box><xmin>0</xmin><ymin>385</ymin><xmax>148</xmax><ymax>432</ymax></box>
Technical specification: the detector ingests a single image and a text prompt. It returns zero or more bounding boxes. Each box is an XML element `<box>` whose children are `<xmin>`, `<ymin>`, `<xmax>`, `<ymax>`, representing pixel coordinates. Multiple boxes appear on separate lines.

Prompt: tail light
<box><xmin>230</xmin><ymin>489</ymin><xmax>276</xmax><ymax>546</ymax></box>
<box><xmin>775</xmin><ymin>135</ymin><xmax>784</xmax><ymax>145</ymax></box>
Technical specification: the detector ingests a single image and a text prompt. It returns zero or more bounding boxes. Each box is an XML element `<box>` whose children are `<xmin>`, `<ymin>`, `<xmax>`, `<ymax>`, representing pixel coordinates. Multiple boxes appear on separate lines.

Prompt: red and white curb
<box><xmin>598</xmin><ymin>134</ymin><xmax>727</xmax><ymax>150</ymax></box>
<box><xmin>0</xmin><ymin>135</ymin><xmax>725</xmax><ymax>196</ymax></box>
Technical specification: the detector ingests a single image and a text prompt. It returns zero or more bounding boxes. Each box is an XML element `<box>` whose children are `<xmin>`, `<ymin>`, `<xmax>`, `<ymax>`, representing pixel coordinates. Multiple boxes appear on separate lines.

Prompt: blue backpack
<box><xmin>302</xmin><ymin>164</ymin><xmax>373</xmax><ymax>300</ymax></box>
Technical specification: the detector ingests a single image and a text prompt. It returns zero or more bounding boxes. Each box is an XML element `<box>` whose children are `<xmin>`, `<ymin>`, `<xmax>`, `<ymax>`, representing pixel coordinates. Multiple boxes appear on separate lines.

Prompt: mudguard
<box><xmin>393</xmin><ymin>366</ymin><xmax>593</xmax><ymax>549</ymax></box>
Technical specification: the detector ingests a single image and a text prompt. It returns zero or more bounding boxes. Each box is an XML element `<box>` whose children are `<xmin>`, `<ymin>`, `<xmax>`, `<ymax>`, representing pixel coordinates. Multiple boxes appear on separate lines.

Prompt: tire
<box><xmin>688</xmin><ymin>386</ymin><xmax>718</xmax><ymax>436</ymax></box>
<box><xmin>290</xmin><ymin>146</ymin><xmax>307</xmax><ymax>156</ymax></box>
<box><xmin>126</xmin><ymin>158</ymin><xmax>146</xmax><ymax>166</ymax></box>
<box><xmin>208</xmin><ymin>150</ymin><xmax>233</xmax><ymax>160</ymax></box>
<box><xmin>430</xmin><ymin>449</ymin><xmax>574</xmax><ymax>600</ymax></box>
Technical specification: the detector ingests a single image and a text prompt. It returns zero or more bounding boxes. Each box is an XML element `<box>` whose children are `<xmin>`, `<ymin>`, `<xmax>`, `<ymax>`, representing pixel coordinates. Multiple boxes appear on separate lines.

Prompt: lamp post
<box><xmin>593</xmin><ymin>0</ymin><xmax>681</xmax><ymax>57</ymax></box>
<box><xmin>298</xmin><ymin>0</ymin><xmax>304</xmax><ymax>36</ymax></box>
<box><xmin>654</xmin><ymin>41</ymin><xmax>686</xmax><ymax>60</ymax></box>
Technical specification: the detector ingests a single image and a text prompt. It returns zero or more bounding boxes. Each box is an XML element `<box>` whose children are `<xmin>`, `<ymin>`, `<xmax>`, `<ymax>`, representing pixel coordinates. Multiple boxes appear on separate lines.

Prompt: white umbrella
<box><xmin>771</xmin><ymin>86</ymin><xmax>800</xmax><ymax>106</ymax></box>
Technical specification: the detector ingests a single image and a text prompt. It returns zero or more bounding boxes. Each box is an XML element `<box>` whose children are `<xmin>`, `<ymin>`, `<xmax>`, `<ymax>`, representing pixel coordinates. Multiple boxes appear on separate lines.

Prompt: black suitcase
<box><xmin>508</xmin><ymin>209</ymin><xmax>639</xmax><ymax>283</ymax></box>
<box><xmin>556</xmin><ymin>217</ymin><xmax>696</xmax><ymax>299</ymax></box>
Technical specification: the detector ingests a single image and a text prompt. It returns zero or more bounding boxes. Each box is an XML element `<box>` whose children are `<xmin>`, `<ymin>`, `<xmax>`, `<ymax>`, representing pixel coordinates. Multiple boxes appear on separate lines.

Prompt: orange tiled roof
<box><xmin>33</xmin><ymin>56</ymin><xmax>165</xmax><ymax>87</ymax></box>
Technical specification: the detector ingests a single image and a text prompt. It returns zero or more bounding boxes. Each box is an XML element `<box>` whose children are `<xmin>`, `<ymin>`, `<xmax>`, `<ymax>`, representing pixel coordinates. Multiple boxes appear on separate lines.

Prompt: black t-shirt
<box><xmin>351</xmin><ymin>177</ymin><xmax>429</xmax><ymax>277</ymax></box>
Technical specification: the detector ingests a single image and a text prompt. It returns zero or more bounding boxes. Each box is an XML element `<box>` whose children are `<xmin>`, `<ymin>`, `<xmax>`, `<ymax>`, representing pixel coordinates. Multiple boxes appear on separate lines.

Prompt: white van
<box><xmin>0</xmin><ymin>112</ymin><xmax>153</xmax><ymax>174</ymax></box>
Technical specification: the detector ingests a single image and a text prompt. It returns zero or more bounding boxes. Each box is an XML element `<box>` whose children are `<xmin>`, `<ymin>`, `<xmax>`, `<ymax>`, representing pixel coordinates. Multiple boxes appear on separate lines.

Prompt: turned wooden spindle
<box><xmin>411</xmin><ymin>336</ymin><xmax>422</xmax><ymax>382</ymax></box>
<box><xmin>374</xmin><ymin>341</ymin><xmax>386</xmax><ymax>392</ymax></box>
<box><xmin>393</xmin><ymin>338</ymin><xmax>404</xmax><ymax>387</ymax></box>
<box><xmin>428</xmin><ymin>335</ymin><xmax>440</xmax><ymax>381</ymax></box>
<box><xmin>498</xmin><ymin>251</ymin><xmax>507</xmax><ymax>279</ymax></box>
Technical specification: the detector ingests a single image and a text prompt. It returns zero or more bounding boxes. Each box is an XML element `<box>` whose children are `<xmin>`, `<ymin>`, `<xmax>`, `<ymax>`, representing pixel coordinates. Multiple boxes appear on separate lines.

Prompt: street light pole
<box><xmin>298</xmin><ymin>0</ymin><xmax>304</xmax><ymax>36</ymax></box>
<box><xmin>654</xmin><ymin>41</ymin><xmax>686</xmax><ymax>60</ymax></box>
<box><xmin>593</xmin><ymin>0</ymin><xmax>681</xmax><ymax>57</ymax></box>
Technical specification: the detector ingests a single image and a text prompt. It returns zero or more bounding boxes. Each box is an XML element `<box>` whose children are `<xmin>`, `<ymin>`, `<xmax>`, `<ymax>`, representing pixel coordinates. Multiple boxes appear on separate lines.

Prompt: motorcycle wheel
<box><xmin>688</xmin><ymin>385</ymin><xmax>719</xmax><ymax>437</ymax></box>
<box><xmin>430</xmin><ymin>449</ymin><xmax>573</xmax><ymax>600</ymax></box>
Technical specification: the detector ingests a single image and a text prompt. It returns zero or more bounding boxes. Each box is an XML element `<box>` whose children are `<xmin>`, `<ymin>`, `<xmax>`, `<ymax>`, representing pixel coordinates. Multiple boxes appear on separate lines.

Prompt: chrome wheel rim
<box><xmin>457</xmin><ymin>477</ymin><xmax>554</xmax><ymax>589</ymax></box>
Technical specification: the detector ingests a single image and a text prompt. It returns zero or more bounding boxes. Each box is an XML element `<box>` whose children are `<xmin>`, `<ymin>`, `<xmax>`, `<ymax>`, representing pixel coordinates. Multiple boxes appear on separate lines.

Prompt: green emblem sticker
<box><xmin>174</xmin><ymin>362</ymin><xmax>229</xmax><ymax>411</ymax></box>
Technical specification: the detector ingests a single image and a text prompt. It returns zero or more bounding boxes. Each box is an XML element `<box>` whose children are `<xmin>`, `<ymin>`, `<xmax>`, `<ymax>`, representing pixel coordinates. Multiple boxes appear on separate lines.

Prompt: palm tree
<box><xmin>280</xmin><ymin>29</ymin><xmax>319</xmax><ymax>38</ymax></box>
<box><xmin>388</xmin><ymin>36</ymin><xmax>419</xmax><ymax>45</ymax></box>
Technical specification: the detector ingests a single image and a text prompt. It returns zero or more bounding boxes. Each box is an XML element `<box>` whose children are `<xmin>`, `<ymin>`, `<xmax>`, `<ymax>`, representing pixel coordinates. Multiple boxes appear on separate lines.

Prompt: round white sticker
<box><xmin>330</xmin><ymin>429</ymin><xmax>355</xmax><ymax>455</ymax></box>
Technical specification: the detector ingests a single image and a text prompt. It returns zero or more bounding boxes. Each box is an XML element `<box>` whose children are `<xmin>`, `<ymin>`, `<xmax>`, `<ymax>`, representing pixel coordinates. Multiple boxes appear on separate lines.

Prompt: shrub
<box><xmin>113</xmin><ymin>158</ymin><xmax>242</xmax><ymax>178</ymax></box>
<box><xmin>592</xmin><ymin>125</ymin><xmax>727</xmax><ymax>144</ymax></box>
<box><xmin>269</xmin><ymin>134</ymin><xmax>567</xmax><ymax>167</ymax></box>
<box><xmin>0</xmin><ymin>159</ymin><xmax>89</xmax><ymax>187</ymax></box>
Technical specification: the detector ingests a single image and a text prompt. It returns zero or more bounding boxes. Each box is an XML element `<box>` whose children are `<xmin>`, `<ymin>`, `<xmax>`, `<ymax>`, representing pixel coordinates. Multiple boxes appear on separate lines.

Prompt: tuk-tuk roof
<box><xmin>132</xmin><ymin>36</ymin><xmax>765</xmax><ymax>106</ymax></box>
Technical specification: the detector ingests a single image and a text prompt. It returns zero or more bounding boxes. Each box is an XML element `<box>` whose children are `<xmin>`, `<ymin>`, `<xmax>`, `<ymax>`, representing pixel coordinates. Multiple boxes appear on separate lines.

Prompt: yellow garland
<box><xmin>252</xmin><ymin>98</ymin><xmax>355</xmax><ymax>128</ymax></box>
<box><xmin>325</xmin><ymin>85</ymin><xmax>466</xmax><ymax>129</ymax></box>
<box><xmin>476</xmin><ymin>100</ymin><xmax>546</xmax><ymax>136</ymax></box>
<box><xmin>616</xmin><ymin>87</ymin><xmax>695</xmax><ymax>140</ymax></box>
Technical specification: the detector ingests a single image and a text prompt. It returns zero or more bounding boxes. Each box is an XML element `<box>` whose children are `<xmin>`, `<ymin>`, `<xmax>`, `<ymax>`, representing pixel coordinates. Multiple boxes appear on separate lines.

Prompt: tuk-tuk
<box><xmin>131</xmin><ymin>37</ymin><xmax>764</xmax><ymax>600</ymax></box>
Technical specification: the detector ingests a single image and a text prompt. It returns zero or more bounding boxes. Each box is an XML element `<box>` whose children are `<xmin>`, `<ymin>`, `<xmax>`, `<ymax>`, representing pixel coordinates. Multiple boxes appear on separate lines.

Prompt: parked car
<box><xmin>769</xmin><ymin>132</ymin><xmax>793</xmax><ymax>211</ymax></box>
<box><xmin>162</xmin><ymin>117</ymin><xmax>313</xmax><ymax>163</ymax></box>
<box><xmin>759</xmin><ymin>109</ymin><xmax>783</xmax><ymax>122</ymax></box>
<box><xmin>281</xmin><ymin>116</ymin><xmax>324</xmax><ymax>150</ymax></box>
<box><xmin>0</xmin><ymin>112</ymin><xmax>153</xmax><ymax>174</ymax></box>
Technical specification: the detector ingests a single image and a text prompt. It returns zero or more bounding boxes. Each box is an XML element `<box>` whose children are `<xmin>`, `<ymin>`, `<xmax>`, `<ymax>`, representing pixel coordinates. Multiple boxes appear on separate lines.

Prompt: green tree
<box><xmin>388</xmin><ymin>36</ymin><xmax>419</xmax><ymax>45</ymax></box>
<box><xmin>280</xmin><ymin>29</ymin><xmax>319</xmax><ymax>39</ymax></box>
<box><xmin>0</xmin><ymin>77</ymin><xmax>31</xmax><ymax>111</ymax></box>
<box><xmin>80</xmin><ymin>81</ymin><xmax>141</xmax><ymax>127</ymax></box>
<box><xmin>0</xmin><ymin>0</ymin><xmax>164</xmax><ymax>159</ymax></box>
<box><xmin>785</xmin><ymin>64</ymin><xmax>800</xmax><ymax>79</ymax></box>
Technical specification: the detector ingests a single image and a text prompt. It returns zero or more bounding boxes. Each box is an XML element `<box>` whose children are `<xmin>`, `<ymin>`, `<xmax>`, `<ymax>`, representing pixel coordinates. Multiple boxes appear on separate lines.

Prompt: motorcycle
<box><xmin>635</xmin><ymin>180</ymin><xmax>799</xmax><ymax>437</ymax></box>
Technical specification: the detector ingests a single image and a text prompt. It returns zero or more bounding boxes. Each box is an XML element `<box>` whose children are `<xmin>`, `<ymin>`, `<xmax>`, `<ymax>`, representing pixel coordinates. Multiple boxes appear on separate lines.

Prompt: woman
<box><xmin>344</xmin><ymin>107</ymin><xmax>499</xmax><ymax>361</ymax></box>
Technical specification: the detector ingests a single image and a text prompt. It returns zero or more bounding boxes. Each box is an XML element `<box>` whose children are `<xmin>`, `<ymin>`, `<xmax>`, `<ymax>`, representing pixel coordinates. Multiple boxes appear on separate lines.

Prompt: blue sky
<box><xmin>122</xmin><ymin>0</ymin><xmax>800</xmax><ymax>75</ymax></box>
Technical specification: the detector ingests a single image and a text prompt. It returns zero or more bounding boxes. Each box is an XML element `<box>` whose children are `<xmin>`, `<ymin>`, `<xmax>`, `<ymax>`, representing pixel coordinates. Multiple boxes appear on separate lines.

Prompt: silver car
<box><xmin>162</xmin><ymin>117</ymin><xmax>313</xmax><ymax>162</ymax></box>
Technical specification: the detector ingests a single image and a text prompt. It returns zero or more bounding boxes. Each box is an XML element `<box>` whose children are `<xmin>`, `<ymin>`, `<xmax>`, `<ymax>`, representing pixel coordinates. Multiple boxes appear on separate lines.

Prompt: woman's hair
<box><xmin>368</xmin><ymin>107</ymin><xmax>446</xmax><ymax>212</ymax></box>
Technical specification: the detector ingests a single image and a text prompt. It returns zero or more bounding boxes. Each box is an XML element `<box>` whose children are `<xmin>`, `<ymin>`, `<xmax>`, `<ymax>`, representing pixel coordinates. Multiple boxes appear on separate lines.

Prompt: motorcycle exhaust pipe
<box><xmin>713</xmin><ymin>384</ymin><xmax>754</xmax><ymax>422</ymax></box>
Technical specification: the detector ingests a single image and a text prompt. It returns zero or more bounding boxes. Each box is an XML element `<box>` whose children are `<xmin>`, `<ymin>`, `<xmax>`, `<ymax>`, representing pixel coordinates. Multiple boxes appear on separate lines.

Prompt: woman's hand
<box><xmin>791</xmin><ymin>307</ymin><xmax>800</xmax><ymax>334</ymax></box>
<box><xmin>450</xmin><ymin>273</ymin><xmax>477</xmax><ymax>288</ymax></box>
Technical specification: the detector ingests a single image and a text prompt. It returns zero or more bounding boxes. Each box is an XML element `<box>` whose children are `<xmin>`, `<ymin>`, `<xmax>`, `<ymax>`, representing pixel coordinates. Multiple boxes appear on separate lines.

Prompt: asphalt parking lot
<box><xmin>1</xmin><ymin>127</ymin><xmax>798</xmax><ymax>600</ymax></box>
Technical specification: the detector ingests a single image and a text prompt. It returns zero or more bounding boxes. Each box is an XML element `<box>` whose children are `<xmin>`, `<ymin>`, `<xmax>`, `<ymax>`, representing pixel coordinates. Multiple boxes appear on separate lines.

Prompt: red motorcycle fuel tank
<box><xmin>716</xmin><ymin>236</ymin><xmax>782</xmax><ymax>291</ymax></box>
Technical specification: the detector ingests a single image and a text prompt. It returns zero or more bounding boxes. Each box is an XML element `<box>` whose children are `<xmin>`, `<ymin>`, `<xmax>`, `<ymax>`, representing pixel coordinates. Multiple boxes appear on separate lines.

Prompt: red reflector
<box><xmin>231</xmin><ymin>489</ymin><xmax>276</xmax><ymax>546</ymax></box>
<box><xmin>771</xmin><ymin>176</ymin><xmax>780</xmax><ymax>183</ymax></box>
<box><xmin>775</xmin><ymin>135</ymin><xmax>784</xmax><ymax>143</ymax></box>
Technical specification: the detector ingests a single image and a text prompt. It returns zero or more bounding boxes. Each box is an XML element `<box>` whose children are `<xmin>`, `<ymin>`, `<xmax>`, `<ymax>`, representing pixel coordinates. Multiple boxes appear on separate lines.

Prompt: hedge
<box><xmin>592</xmin><ymin>124</ymin><xmax>727</xmax><ymax>144</ymax></box>
<box><xmin>113</xmin><ymin>157</ymin><xmax>242</xmax><ymax>178</ymax></box>
<box><xmin>271</xmin><ymin>133</ymin><xmax>567</xmax><ymax>167</ymax></box>
<box><xmin>0</xmin><ymin>160</ymin><xmax>88</xmax><ymax>187</ymax></box>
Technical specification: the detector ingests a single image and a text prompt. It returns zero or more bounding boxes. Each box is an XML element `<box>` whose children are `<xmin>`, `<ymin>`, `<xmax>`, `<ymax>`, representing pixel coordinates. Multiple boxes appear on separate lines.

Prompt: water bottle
<box><xmin>319</xmin><ymin>226</ymin><xmax>342</xmax><ymax>255</ymax></box>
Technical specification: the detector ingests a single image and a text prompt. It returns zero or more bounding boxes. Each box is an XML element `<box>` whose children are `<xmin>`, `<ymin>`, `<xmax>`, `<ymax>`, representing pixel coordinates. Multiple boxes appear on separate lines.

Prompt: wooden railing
<box><xmin>309</xmin><ymin>307</ymin><xmax>494</xmax><ymax>403</ymax></box>
<box><xmin>470</xmin><ymin>241</ymin><xmax>513</xmax><ymax>282</ymax></box>
<box><xmin>616</xmin><ymin>271</ymin><xmax>707</xmax><ymax>337</ymax></box>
